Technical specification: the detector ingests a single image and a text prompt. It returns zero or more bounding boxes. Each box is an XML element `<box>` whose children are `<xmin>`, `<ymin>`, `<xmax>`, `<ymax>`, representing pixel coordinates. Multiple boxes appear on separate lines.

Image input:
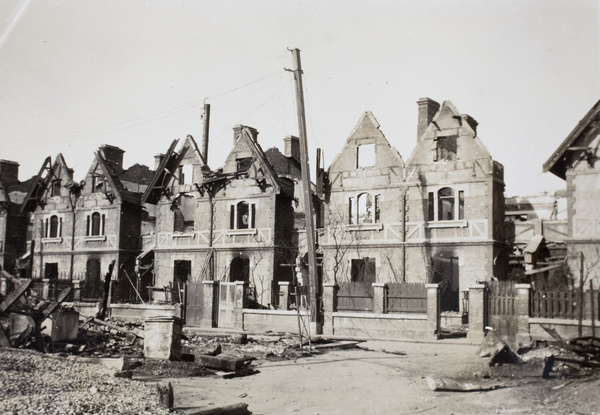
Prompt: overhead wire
<box><xmin>7</xmin><ymin>68</ymin><xmax>287</xmax><ymax>146</ymax></box>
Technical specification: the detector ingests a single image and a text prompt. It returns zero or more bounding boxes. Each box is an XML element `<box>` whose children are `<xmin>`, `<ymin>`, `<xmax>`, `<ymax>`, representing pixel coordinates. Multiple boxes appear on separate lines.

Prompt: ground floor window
<box><xmin>44</xmin><ymin>262</ymin><xmax>58</xmax><ymax>280</ymax></box>
<box><xmin>351</xmin><ymin>257</ymin><xmax>376</xmax><ymax>284</ymax></box>
<box><xmin>229</xmin><ymin>256</ymin><xmax>250</xmax><ymax>282</ymax></box>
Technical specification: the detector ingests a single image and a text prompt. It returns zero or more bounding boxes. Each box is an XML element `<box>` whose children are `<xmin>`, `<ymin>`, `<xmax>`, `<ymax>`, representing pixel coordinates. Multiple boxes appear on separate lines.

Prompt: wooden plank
<box><xmin>39</xmin><ymin>287</ymin><xmax>72</xmax><ymax>322</ymax></box>
<box><xmin>0</xmin><ymin>280</ymin><xmax>32</xmax><ymax>314</ymax></box>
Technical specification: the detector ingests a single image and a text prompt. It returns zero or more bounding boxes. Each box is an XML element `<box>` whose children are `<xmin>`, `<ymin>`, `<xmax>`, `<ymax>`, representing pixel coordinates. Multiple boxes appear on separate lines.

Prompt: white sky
<box><xmin>0</xmin><ymin>0</ymin><xmax>598</xmax><ymax>197</ymax></box>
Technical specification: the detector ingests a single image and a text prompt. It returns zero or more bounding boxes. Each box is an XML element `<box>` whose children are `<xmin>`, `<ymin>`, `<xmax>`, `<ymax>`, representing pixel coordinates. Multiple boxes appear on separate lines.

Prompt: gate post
<box><xmin>425</xmin><ymin>283</ymin><xmax>440</xmax><ymax>339</ymax></box>
<box><xmin>373</xmin><ymin>283</ymin><xmax>387</xmax><ymax>314</ymax></box>
<box><xmin>42</xmin><ymin>278</ymin><xmax>51</xmax><ymax>300</ymax></box>
<box><xmin>322</xmin><ymin>283</ymin><xmax>336</xmax><ymax>335</ymax></box>
<box><xmin>515</xmin><ymin>283</ymin><xmax>533</xmax><ymax>349</ymax></box>
<box><xmin>201</xmin><ymin>280</ymin><xmax>217</xmax><ymax>328</ymax></box>
<box><xmin>278</xmin><ymin>281</ymin><xmax>290</xmax><ymax>310</ymax></box>
<box><xmin>72</xmin><ymin>280</ymin><xmax>81</xmax><ymax>301</ymax></box>
<box><xmin>467</xmin><ymin>284</ymin><xmax>487</xmax><ymax>342</ymax></box>
<box><xmin>234</xmin><ymin>281</ymin><xmax>247</xmax><ymax>330</ymax></box>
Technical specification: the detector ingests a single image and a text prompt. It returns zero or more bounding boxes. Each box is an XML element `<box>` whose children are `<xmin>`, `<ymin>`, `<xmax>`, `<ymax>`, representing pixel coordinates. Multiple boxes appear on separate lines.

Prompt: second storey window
<box><xmin>50</xmin><ymin>179</ymin><xmax>61</xmax><ymax>197</ymax></box>
<box><xmin>428</xmin><ymin>187</ymin><xmax>464</xmax><ymax>221</ymax></box>
<box><xmin>86</xmin><ymin>212</ymin><xmax>106</xmax><ymax>236</ymax></box>
<box><xmin>230</xmin><ymin>201</ymin><xmax>256</xmax><ymax>230</ymax></box>
<box><xmin>349</xmin><ymin>193</ymin><xmax>380</xmax><ymax>225</ymax></box>
<box><xmin>44</xmin><ymin>215</ymin><xmax>62</xmax><ymax>238</ymax></box>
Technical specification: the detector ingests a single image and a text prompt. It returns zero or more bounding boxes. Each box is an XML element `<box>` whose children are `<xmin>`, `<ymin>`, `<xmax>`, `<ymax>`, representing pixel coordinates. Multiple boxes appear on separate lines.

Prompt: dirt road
<box><xmin>170</xmin><ymin>339</ymin><xmax>598</xmax><ymax>415</ymax></box>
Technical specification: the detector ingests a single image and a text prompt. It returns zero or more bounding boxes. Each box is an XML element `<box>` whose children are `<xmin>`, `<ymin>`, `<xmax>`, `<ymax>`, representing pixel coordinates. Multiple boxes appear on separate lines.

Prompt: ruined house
<box><xmin>0</xmin><ymin>160</ymin><xmax>32</xmax><ymax>275</ymax></box>
<box><xmin>322</xmin><ymin>99</ymin><xmax>507</xmax><ymax>313</ymax></box>
<box><xmin>143</xmin><ymin>127</ymin><xmax>303</xmax><ymax>322</ymax></box>
<box><xmin>543</xmin><ymin>99</ymin><xmax>600</xmax><ymax>287</ymax></box>
<box><xmin>22</xmin><ymin>146</ymin><xmax>152</xmax><ymax>302</ymax></box>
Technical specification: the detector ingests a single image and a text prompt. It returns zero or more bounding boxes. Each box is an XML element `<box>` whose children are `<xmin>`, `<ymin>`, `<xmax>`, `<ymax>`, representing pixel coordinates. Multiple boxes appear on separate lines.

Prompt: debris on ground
<box><xmin>426</xmin><ymin>376</ymin><xmax>504</xmax><ymax>392</ymax></box>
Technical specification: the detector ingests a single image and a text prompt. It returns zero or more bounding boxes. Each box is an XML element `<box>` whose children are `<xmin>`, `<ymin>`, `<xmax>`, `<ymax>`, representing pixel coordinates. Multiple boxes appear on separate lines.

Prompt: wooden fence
<box><xmin>337</xmin><ymin>282</ymin><xmax>373</xmax><ymax>312</ymax></box>
<box><xmin>531</xmin><ymin>290</ymin><xmax>579</xmax><ymax>319</ymax></box>
<box><xmin>387</xmin><ymin>282</ymin><xmax>427</xmax><ymax>313</ymax></box>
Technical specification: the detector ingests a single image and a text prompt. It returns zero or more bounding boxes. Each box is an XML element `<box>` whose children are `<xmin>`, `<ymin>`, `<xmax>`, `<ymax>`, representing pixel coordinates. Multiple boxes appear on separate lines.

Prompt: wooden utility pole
<box><xmin>578</xmin><ymin>251</ymin><xmax>584</xmax><ymax>337</ymax></box>
<box><xmin>286</xmin><ymin>48</ymin><xmax>320</xmax><ymax>330</ymax></box>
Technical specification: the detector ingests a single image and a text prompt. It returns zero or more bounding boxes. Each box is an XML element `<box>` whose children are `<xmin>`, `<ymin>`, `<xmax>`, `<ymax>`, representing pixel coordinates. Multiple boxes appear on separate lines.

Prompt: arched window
<box><xmin>428</xmin><ymin>187</ymin><xmax>465</xmax><ymax>221</ymax></box>
<box><xmin>44</xmin><ymin>215</ymin><xmax>62</xmax><ymax>238</ymax></box>
<box><xmin>230</xmin><ymin>201</ymin><xmax>256</xmax><ymax>230</ymax></box>
<box><xmin>349</xmin><ymin>193</ymin><xmax>380</xmax><ymax>225</ymax></box>
<box><xmin>49</xmin><ymin>215</ymin><xmax>59</xmax><ymax>238</ymax></box>
<box><xmin>357</xmin><ymin>193</ymin><xmax>372</xmax><ymax>224</ymax></box>
<box><xmin>86</xmin><ymin>212</ymin><xmax>105</xmax><ymax>236</ymax></box>
<box><xmin>438</xmin><ymin>187</ymin><xmax>455</xmax><ymax>221</ymax></box>
<box><xmin>91</xmin><ymin>212</ymin><xmax>101</xmax><ymax>235</ymax></box>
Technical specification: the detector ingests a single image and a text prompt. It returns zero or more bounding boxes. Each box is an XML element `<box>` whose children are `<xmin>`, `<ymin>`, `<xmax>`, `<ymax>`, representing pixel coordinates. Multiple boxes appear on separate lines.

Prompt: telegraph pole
<box><xmin>286</xmin><ymin>48</ymin><xmax>320</xmax><ymax>331</ymax></box>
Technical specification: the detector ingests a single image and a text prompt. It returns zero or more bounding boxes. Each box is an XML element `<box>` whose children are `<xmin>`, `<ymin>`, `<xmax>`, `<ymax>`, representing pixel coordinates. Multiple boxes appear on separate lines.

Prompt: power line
<box><xmin>6</xmin><ymin>68</ymin><xmax>287</xmax><ymax>145</ymax></box>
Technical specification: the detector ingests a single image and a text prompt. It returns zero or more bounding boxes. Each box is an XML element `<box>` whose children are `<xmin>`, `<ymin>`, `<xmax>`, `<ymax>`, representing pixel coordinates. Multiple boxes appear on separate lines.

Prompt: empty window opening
<box><xmin>44</xmin><ymin>215</ymin><xmax>62</xmax><ymax>238</ymax></box>
<box><xmin>438</xmin><ymin>187</ymin><xmax>455</xmax><ymax>221</ymax></box>
<box><xmin>236</xmin><ymin>157</ymin><xmax>253</xmax><ymax>173</ymax></box>
<box><xmin>230</xmin><ymin>201</ymin><xmax>256</xmax><ymax>230</ymax></box>
<box><xmin>91</xmin><ymin>174</ymin><xmax>104</xmax><ymax>193</ymax></box>
<box><xmin>44</xmin><ymin>263</ymin><xmax>58</xmax><ymax>280</ymax></box>
<box><xmin>178</xmin><ymin>164</ymin><xmax>194</xmax><ymax>185</ymax></box>
<box><xmin>428</xmin><ymin>187</ymin><xmax>465</xmax><ymax>221</ymax></box>
<box><xmin>50</xmin><ymin>180</ymin><xmax>61</xmax><ymax>197</ymax></box>
<box><xmin>433</xmin><ymin>135</ymin><xmax>457</xmax><ymax>162</ymax></box>
<box><xmin>349</xmin><ymin>193</ymin><xmax>380</xmax><ymax>225</ymax></box>
<box><xmin>230</xmin><ymin>257</ymin><xmax>250</xmax><ymax>282</ymax></box>
<box><xmin>87</xmin><ymin>212</ymin><xmax>106</xmax><ymax>236</ymax></box>
<box><xmin>174</xmin><ymin>260</ymin><xmax>192</xmax><ymax>286</ymax></box>
<box><xmin>356</xmin><ymin>144</ymin><xmax>376</xmax><ymax>168</ymax></box>
<box><xmin>173</xmin><ymin>196</ymin><xmax>195</xmax><ymax>233</ymax></box>
<box><xmin>351</xmin><ymin>258</ymin><xmax>376</xmax><ymax>284</ymax></box>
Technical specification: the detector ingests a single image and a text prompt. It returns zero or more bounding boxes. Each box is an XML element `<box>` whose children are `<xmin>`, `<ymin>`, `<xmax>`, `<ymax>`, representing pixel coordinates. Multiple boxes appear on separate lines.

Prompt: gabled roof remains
<box><xmin>543</xmin><ymin>99</ymin><xmax>600</xmax><ymax>180</ymax></box>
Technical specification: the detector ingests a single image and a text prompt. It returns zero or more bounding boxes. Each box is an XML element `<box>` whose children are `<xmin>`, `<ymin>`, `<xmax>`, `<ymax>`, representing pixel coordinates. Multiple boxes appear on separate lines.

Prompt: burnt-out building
<box><xmin>544</xmin><ymin>99</ymin><xmax>600</xmax><ymax>287</ymax></box>
<box><xmin>143</xmin><ymin>127</ymin><xmax>303</xmax><ymax>313</ymax></box>
<box><xmin>0</xmin><ymin>160</ymin><xmax>32</xmax><ymax>275</ymax></box>
<box><xmin>22</xmin><ymin>146</ymin><xmax>151</xmax><ymax>302</ymax></box>
<box><xmin>322</xmin><ymin>99</ymin><xmax>507</xmax><ymax>313</ymax></box>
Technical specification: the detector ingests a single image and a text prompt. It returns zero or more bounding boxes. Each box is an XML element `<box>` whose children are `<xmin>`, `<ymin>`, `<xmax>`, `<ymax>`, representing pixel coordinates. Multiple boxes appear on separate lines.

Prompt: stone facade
<box><xmin>145</xmin><ymin>128</ymin><xmax>302</xmax><ymax>309</ymax></box>
<box><xmin>23</xmin><ymin>147</ymin><xmax>149</xmax><ymax>302</ymax></box>
<box><xmin>321</xmin><ymin>99</ymin><xmax>507</xmax><ymax>313</ymax></box>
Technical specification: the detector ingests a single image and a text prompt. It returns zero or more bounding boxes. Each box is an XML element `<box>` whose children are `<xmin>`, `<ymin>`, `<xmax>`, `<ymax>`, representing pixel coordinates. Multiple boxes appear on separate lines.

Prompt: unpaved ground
<box><xmin>169</xmin><ymin>340</ymin><xmax>600</xmax><ymax>415</ymax></box>
<box><xmin>2</xmin><ymin>337</ymin><xmax>599</xmax><ymax>414</ymax></box>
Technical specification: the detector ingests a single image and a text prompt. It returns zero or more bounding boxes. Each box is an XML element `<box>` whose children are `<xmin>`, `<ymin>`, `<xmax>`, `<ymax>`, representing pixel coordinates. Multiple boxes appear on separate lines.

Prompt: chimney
<box><xmin>283</xmin><ymin>136</ymin><xmax>300</xmax><ymax>161</ymax></box>
<box><xmin>201</xmin><ymin>103</ymin><xmax>210</xmax><ymax>164</ymax></box>
<box><xmin>99</xmin><ymin>145</ymin><xmax>125</xmax><ymax>172</ymax></box>
<box><xmin>0</xmin><ymin>160</ymin><xmax>19</xmax><ymax>186</ymax></box>
<box><xmin>233</xmin><ymin>125</ymin><xmax>259</xmax><ymax>144</ymax></box>
<box><xmin>154</xmin><ymin>153</ymin><xmax>165</xmax><ymax>170</ymax></box>
<box><xmin>417</xmin><ymin>98</ymin><xmax>440</xmax><ymax>141</ymax></box>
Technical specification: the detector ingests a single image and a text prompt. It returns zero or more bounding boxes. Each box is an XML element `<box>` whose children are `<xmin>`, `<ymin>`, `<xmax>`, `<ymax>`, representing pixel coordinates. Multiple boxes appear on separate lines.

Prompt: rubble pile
<box><xmin>0</xmin><ymin>348</ymin><xmax>180</xmax><ymax>415</ymax></box>
<box><xmin>183</xmin><ymin>331</ymin><xmax>319</xmax><ymax>362</ymax></box>
<box><xmin>74</xmin><ymin>318</ymin><xmax>145</xmax><ymax>358</ymax></box>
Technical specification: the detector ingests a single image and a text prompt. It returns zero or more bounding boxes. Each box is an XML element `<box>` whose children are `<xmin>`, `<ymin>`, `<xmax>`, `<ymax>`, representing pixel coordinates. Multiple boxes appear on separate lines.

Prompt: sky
<box><xmin>0</xmin><ymin>0</ymin><xmax>598</xmax><ymax>197</ymax></box>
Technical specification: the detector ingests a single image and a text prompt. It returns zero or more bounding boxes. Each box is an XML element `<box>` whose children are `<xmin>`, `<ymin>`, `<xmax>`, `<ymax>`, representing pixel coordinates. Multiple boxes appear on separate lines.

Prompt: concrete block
<box><xmin>144</xmin><ymin>316</ymin><xmax>184</xmax><ymax>360</ymax></box>
<box><xmin>41</xmin><ymin>310</ymin><xmax>79</xmax><ymax>341</ymax></box>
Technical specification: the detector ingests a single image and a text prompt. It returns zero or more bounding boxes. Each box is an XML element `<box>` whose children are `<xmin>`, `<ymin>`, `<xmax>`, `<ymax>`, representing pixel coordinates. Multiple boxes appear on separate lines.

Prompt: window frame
<box><xmin>85</xmin><ymin>211</ymin><xmax>106</xmax><ymax>239</ymax></box>
<box><xmin>426</xmin><ymin>187</ymin><xmax>466</xmax><ymax>225</ymax></box>
<box><xmin>348</xmin><ymin>192</ymin><xmax>381</xmax><ymax>225</ymax></box>
<box><xmin>228</xmin><ymin>200</ymin><xmax>257</xmax><ymax>235</ymax></box>
<box><xmin>42</xmin><ymin>214</ymin><xmax>63</xmax><ymax>242</ymax></box>
<box><xmin>347</xmin><ymin>192</ymin><xmax>383</xmax><ymax>230</ymax></box>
